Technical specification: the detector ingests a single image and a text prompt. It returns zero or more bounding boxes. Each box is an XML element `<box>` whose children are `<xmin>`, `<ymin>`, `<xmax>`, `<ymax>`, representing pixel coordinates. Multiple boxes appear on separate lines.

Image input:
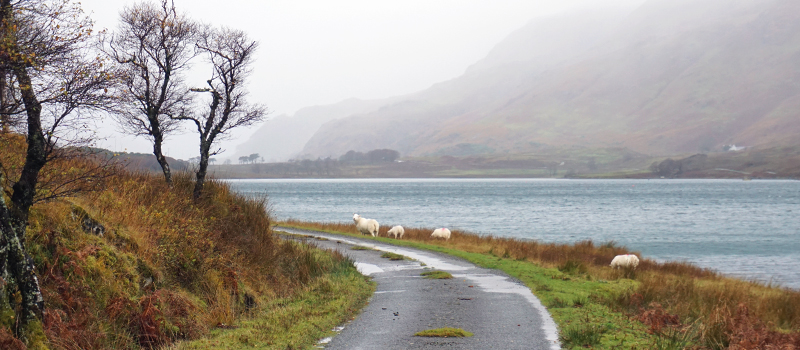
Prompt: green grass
<box><xmin>351</xmin><ymin>245</ymin><xmax>372</xmax><ymax>250</ymax></box>
<box><xmin>380</xmin><ymin>252</ymin><xmax>406</xmax><ymax>260</ymax></box>
<box><xmin>414</xmin><ymin>327</ymin><xmax>474</xmax><ymax>338</ymax></box>
<box><xmin>421</xmin><ymin>271</ymin><xmax>453</xmax><ymax>279</ymax></box>
<box><xmin>560</xmin><ymin>324</ymin><xmax>606</xmax><ymax>348</ymax></box>
<box><xmin>175</xmin><ymin>265</ymin><xmax>374</xmax><ymax>349</ymax></box>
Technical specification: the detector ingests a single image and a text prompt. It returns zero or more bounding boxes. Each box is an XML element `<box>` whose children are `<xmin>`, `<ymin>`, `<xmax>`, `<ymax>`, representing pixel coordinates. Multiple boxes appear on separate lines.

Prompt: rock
<box><xmin>71</xmin><ymin>205</ymin><xmax>106</xmax><ymax>237</ymax></box>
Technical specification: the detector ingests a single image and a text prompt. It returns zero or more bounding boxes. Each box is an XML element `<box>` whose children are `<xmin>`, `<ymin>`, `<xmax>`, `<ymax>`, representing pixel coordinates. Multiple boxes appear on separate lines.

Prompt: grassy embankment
<box><xmin>279</xmin><ymin>220</ymin><xmax>800</xmax><ymax>349</ymax></box>
<box><xmin>0</xmin><ymin>134</ymin><xmax>373</xmax><ymax>349</ymax></box>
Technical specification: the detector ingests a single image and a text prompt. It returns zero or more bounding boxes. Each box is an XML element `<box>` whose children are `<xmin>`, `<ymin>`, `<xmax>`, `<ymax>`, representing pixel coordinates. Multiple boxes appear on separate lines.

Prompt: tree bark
<box><xmin>0</xmin><ymin>69</ymin><xmax>8</xmax><ymax>132</ymax></box>
<box><xmin>0</xmin><ymin>172</ymin><xmax>44</xmax><ymax>330</ymax></box>
<box><xmin>193</xmin><ymin>144</ymin><xmax>209</xmax><ymax>199</ymax></box>
<box><xmin>0</xmin><ymin>0</ymin><xmax>47</xmax><ymax>325</ymax></box>
<box><xmin>192</xmin><ymin>89</ymin><xmax>221</xmax><ymax>199</ymax></box>
<box><xmin>151</xmin><ymin>121</ymin><xmax>172</xmax><ymax>185</ymax></box>
<box><xmin>9</xmin><ymin>66</ymin><xmax>46</xmax><ymax>244</ymax></box>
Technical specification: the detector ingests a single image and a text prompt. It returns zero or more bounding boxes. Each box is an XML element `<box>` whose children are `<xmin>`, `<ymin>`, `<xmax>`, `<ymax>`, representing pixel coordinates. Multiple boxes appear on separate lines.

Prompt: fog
<box><xmin>79</xmin><ymin>0</ymin><xmax>645</xmax><ymax>160</ymax></box>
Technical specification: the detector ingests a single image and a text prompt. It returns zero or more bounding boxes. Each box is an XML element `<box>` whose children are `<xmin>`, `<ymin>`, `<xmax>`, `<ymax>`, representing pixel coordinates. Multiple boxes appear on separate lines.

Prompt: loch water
<box><xmin>227</xmin><ymin>179</ymin><xmax>800</xmax><ymax>289</ymax></box>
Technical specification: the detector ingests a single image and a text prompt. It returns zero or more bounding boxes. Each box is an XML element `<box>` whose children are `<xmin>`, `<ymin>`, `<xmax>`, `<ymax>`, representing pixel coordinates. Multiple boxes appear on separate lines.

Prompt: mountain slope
<box><xmin>300</xmin><ymin>0</ymin><xmax>800</xmax><ymax>158</ymax></box>
<box><xmin>301</xmin><ymin>6</ymin><xmax>634</xmax><ymax>158</ymax></box>
<box><xmin>232</xmin><ymin>97</ymin><xmax>397</xmax><ymax>162</ymax></box>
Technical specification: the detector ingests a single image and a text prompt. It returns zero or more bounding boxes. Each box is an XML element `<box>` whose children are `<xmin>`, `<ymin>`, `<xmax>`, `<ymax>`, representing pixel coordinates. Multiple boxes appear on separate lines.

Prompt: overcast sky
<box><xmin>80</xmin><ymin>0</ymin><xmax>644</xmax><ymax>160</ymax></box>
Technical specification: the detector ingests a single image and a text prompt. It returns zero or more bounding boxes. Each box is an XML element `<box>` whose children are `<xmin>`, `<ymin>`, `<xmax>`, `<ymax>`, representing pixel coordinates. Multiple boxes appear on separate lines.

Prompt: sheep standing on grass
<box><xmin>353</xmin><ymin>214</ymin><xmax>380</xmax><ymax>237</ymax></box>
<box><xmin>610</xmin><ymin>254</ymin><xmax>640</xmax><ymax>269</ymax></box>
<box><xmin>387</xmin><ymin>225</ymin><xmax>405</xmax><ymax>239</ymax></box>
<box><xmin>431</xmin><ymin>228</ymin><xmax>451</xmax><ymax>240</ymax></box>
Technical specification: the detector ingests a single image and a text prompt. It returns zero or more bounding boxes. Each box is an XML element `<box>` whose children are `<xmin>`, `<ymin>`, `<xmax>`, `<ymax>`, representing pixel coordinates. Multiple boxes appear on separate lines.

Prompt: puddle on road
<box><xmin>354</xmin><ymin>262</ymin><xmax>384</xmax><ymax>275</ymax></box>
<box><xmin>374</xmin><ymin>290</ymin><xmax>406</xmax><ymax>294</ymax></box>
<box><xmin>455</xmin><ymin>273</ymin><xmax>560</xmax><ymax>349</ymax></box>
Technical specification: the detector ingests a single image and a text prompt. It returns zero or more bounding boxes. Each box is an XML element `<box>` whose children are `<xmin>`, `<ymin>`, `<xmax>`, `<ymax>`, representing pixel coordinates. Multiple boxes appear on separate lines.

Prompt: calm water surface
<box><xmin>227</xmin><ymin>179</ymin><xmax>800</xmax><ymax>289</ymax></box>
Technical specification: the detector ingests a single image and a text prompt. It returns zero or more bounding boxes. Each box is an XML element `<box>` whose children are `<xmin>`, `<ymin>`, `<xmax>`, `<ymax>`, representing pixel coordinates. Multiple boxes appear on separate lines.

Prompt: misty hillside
<box><xmin>297</xmin><ymin>0</ymin><xmax>800</xmax><ymax>158</ymax></box>
<box><xmin>233</xmin><ymin>97</ymin><xmax>401</xmax><ymax>162</ymax></box>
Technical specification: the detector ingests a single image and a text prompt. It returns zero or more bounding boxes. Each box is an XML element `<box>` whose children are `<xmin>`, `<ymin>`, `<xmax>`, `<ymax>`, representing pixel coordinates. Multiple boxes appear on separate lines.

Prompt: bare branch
<box><xmin>105</xmin><ymin>0</ymin><xmax>199</xmax><ymax>184</ymax></box>
<box><xmin>0</xmin><ymin>0</ymin><xmax>117</xmax><ymax>328</ymax></box>
<box><xmin>183</xmin><ymin>26</ymin><xmax>267</xmax><ymax>199</ymax></box>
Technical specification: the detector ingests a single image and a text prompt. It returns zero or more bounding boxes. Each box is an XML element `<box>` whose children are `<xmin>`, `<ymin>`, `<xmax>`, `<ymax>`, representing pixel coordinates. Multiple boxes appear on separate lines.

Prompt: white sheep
<box><xmin>353</xmin><ymin>213</ymin><xmax>380</xmax><ymax>237</ymax></box>
<box><xmin>610</xmin><ymin>254</ymin><xmax>640</xmax><ymax>269</ymax></box>
<box><xmin>387</xmin><ymin>225</ymin><xmax>405</xmax><ymax>239</ymax></box>
<box><xmin>431</xmin><ymin>228</ymin><xmax>451</xmax><ymax>240</ymax></box>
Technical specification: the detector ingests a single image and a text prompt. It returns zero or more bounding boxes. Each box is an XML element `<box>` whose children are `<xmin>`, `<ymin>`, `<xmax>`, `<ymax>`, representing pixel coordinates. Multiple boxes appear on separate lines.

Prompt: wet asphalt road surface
<box><xmin>276</xmin><ymin>226</ymin><xmax>560</xmax><ymax>350</ymax></box>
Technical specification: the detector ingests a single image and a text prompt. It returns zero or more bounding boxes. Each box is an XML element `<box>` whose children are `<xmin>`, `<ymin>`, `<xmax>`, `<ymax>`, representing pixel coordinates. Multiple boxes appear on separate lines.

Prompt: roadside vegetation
<box><xmin>279</xmin><ymin>220</ymin><xmax>800</xmax><ymax>349</ymax></box>
<box><xmin>380</xmin><ymin>252</ymin><xmax>406</xmax><ymax>261</ymax></box>
<box><xmin>420</xmin><ymin>271</ymin><xmax>453</xmax><ymax>280</ymax></box>
<box><xmin>0</xmin><ymin>134</ymin><xmax>373</xmax><ymax>349</ymax></box>
<box><xmin>414</xmin><ymin>327</ymin><xmax>473</xmax><ymax>338</ymax></box>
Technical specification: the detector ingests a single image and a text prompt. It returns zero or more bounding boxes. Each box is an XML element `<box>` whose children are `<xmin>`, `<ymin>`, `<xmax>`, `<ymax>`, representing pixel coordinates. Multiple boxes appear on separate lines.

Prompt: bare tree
<box><xmin>178</xmin><ymin>26</ymin><xmax>266</xmax><ymax>199</ymax></box>
<box><xmin>0</xmin><ymin>0</ymin><xmax>118</xmax><ymax>333</ymax></box>
<box><xmin>109</xmin><ymin>0</ymin><xmax>198</xmax><ymax>185</ymax></box>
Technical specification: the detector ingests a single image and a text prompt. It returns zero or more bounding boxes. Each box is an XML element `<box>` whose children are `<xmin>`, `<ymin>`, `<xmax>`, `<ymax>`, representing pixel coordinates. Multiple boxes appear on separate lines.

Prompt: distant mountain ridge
<box><xmin>294</xmin><ymin>0</ymin><xmax>800</xmax><ymax>158</ymax></box>
<box><xmin>232</xmin><ymin>97</ymin><xmax>399</xmax><ymax>161</ymax></box>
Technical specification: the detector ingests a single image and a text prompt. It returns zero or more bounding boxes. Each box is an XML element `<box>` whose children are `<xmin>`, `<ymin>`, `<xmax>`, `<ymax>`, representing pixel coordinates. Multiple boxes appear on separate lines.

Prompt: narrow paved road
<box><xmin>277</xmin><ymin>227</ymin><xmax>560</xmax><ymax>350</ymax></box>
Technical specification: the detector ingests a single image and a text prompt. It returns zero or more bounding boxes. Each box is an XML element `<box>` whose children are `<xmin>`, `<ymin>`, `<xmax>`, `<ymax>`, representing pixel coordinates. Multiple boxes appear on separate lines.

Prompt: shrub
<box><xmin>559</xmin><ymin>325</ymin><xmax>606</xmax><ymax>348</ymax></box>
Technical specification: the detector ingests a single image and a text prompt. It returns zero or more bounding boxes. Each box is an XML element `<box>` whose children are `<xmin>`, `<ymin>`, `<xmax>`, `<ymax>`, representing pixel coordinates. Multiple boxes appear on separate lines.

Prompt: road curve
<box><xmin>277</xmin><ymin>226</ymin><xmax>560</xmax><ymax>350</ymax></box>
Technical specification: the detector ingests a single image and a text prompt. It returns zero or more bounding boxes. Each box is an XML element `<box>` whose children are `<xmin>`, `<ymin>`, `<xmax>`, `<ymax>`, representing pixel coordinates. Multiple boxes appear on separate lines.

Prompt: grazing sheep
<box><xmin>387</xmin><ymin>225</ymin><xmax>405</xmax><ymax>239</ymax></box>
<box><xmin>610</xmin><ymin>254</ymin><xmax>640</xmax><ymax>269</ymax></box>
<box><xmin>431</xmin><ymin>228</ymin><xmax>451</xmax><ymax>240</ymax></box>
<box><xmin>353</xmin><ymin>213</ymin><xmax>380</xmax><ymax>237</ymax></box>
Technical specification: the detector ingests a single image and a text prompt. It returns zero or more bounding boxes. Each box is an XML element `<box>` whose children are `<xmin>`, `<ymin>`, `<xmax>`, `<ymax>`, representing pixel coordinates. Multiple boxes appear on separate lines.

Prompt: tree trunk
<box><xmin>193</xmin><ymin>142</ymin><xmax>210</xmax><ymax>199</ymax></box>
<box><xmin>9</xmin><ymin>67</ymin><xmax>46</xmax><ymax>243</ymax></box>
<box><xmin>0</xmin><ymin>172</ymin><xmax>44</xmax><ymax>330</ymax></box>
<box><xmin>151</xmin><ymin>123</ymin><xmax>172</xmax><ymax>185</ymax></box>
<box><xmin>0</xmin><ymin>28</ymin><xmax>47</xmax><ymax>326</ymax></box>
<box><xmin>191</xmin><ymin>87</ymin><xmax>221</xmax><ymax>200</ymax></box>
<box><xmin>0</xmin><ymin>70</ymin><xmax>8</xmax><ymax>133</ymax></box>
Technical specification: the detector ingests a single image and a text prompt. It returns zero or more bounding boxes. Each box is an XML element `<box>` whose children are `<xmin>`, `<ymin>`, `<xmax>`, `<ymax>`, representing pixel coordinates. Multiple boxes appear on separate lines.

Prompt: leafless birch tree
<box><xmin>109</xmin><ymin>0</ymin><xmax>198</xmax><ymax>185</ymax></box>
<box><xmin>177</xmin><ymin>27</ymin><xmax>266</xmax><ymax>199</ymax></box>
<box><xmin>0</xmin><ymin>0</ymin><xmax>118</xmax><ymax>334</ymax></box>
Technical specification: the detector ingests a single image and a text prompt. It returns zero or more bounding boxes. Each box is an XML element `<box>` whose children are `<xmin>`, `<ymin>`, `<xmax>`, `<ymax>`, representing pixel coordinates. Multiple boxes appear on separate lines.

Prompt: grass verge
<box><xmin>380</xmin><ymin>252</ymin><xmax>406</xmax><ymax>260</ymax></box>
<box><xmin>414</xmin><ymin>327</ymin><xmax>473</xmax><ymax>338</ymax></box>
<box><xmin>421</xmin><ymin>271</ymin><xmax>453</xmax><ymax>279</ymax></box>
<box><xmin>174</xmin><ymin>261</ymin><xmax>374</xmax><ymax>349</ymax></box>
<box><xmin>278</xmin><ymin>220</ymin><xmax>800</xmax><ymax>349</ymax></box>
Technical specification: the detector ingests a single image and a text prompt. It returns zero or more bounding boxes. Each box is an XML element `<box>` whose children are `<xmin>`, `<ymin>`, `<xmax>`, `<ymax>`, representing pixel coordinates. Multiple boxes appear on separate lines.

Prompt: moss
<box><xmin>22</xmin><ymin>320</ymin><xmax>48</xmax><ymax>350</ymax></box>
<box><xmin>414</xmin><ymin>327</ymin><xmax>473</xmax><ymax>338</ymax></box>
<box><xmin>380</xmin><ymin>252</ymin><xmax>405</xmax><ymax>260</ymax></box>
<box><xmin>0</xmin><ymin>291</ymin><xmax>14</xmax><ymax>330</ymax></box>
<box><xmin>420</xmin><ymin>271</ymin><xmax>453</xmax><ymax>279</ymax></box>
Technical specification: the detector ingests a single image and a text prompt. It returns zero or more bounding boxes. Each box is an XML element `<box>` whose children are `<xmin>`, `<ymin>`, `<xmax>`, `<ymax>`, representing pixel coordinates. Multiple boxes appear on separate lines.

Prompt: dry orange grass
<box><xmin>2</xmin><ymin>133</ymin><xmax>357</xmax><ymax>349</ymax></box>
<box><xmin>281</xmin><ymin>219</ymin><xmax>800</xmax><ymax>348</ymax></box>
<box><xmin>282</xmin><ymin>219</ymin><xmax>714</xmax><ymax>276</ymax></box>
